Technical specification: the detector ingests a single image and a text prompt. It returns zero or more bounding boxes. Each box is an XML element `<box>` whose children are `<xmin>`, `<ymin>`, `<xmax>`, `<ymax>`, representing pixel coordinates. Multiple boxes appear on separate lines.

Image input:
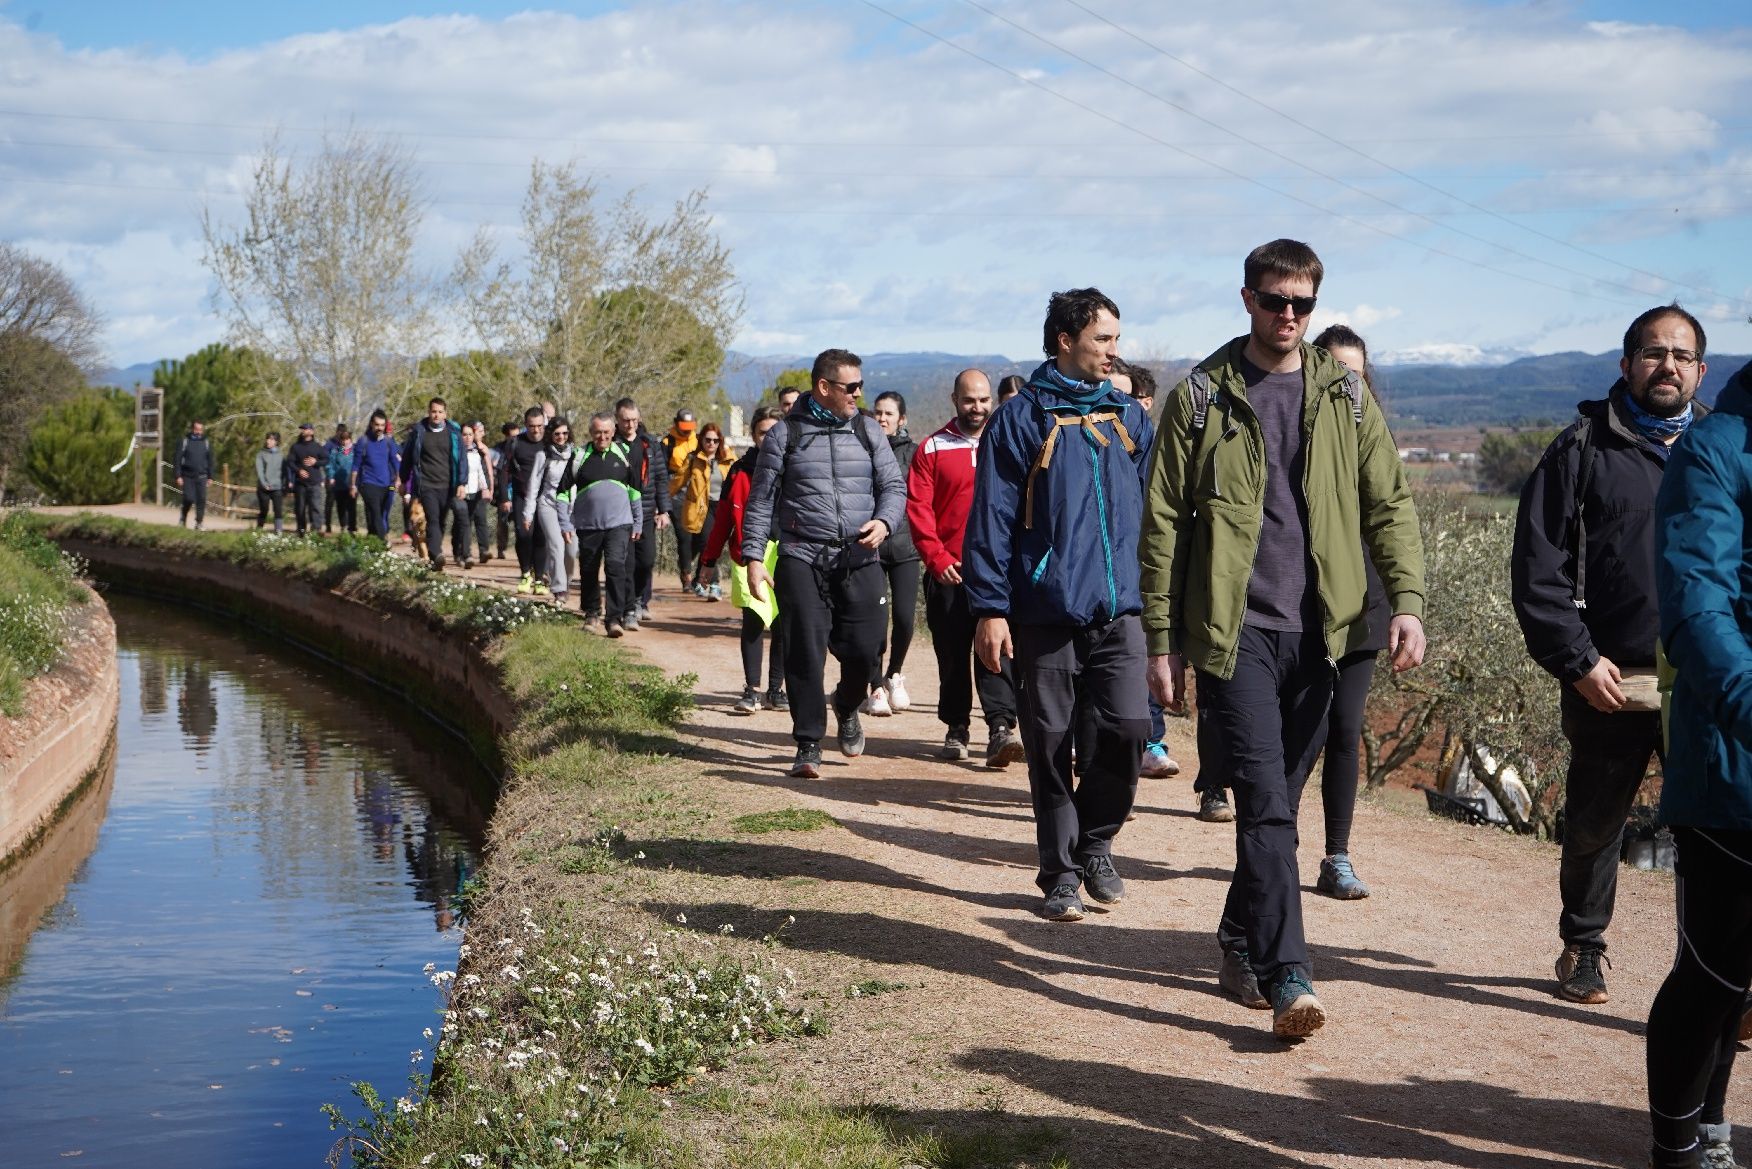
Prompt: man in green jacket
<box><xmin>1139</xmin><ymin>239</ymin><xmax>1426</xmax><ymax>1039</ymax></box>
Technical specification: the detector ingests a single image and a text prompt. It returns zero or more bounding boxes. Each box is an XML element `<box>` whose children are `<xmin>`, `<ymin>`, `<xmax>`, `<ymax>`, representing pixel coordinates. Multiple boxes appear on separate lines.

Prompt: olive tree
<box><xmin>1362</xmin><ymin>485</ymin><xmax>1567</xmax><ymax>836</ymax></box>
<box><xmin>452</xmin><ymin>160</ymin><xmax>740</xmax><ymax>423</ymax></box>
<box><xmin>201</xmin><ymin>129</ymin><xmax>433</xmax><ymax>429</ymax></box>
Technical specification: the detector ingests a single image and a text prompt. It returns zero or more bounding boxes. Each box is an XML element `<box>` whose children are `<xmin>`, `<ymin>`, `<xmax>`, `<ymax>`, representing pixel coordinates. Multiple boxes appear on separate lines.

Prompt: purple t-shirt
<box><xmin>1240</xmin><ymin>354</ymin><xmax>1320</xmax><ymax>633</ymax></box>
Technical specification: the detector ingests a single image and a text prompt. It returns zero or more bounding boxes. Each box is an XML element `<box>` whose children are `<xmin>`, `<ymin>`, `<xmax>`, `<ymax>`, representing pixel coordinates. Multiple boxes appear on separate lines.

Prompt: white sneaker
<box><xmin>860</xmin><ymin>686</ymin><xmax>893</xmax><ymax>717</ymax></box>
<box><xmin>885</xmin><ymin>673</ymin><xmax>911</xmax><ymax>712</ymax></box>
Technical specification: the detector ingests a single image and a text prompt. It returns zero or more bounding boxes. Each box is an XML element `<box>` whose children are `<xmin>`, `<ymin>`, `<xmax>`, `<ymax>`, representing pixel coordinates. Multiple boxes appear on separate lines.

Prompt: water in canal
<box><xmin>0</xmin><ymin>595</ymin><xmax>487</xmax><ymax>1167</ymax></box>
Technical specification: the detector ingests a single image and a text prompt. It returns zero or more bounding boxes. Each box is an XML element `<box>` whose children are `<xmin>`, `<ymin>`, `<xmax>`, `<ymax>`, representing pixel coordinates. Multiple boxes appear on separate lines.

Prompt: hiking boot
<box><xmin>581</xmin><ymin>612</ymin><xmax>600</xmax><ymax>630</ymax></box>
<box><xmin>1140</xmin><ymin>742</ymin><xmax>1180</xmax><ymax>778</ymax></box>
<box><xmin>860</xmin><ymin>686</ymin><xmax>893</xmax><ymax>717</ymax></box>
<box><xmin>462</xmin><ymin>558</ymin><xmax>475</xmax><ymax>569</ymax></box>
<box><xmin>837</xmin><ymin>712</ymin><xmax>866</xmax><ymax>758</ymax></box>
<box><xmin>1701</xmin><ymin>1123</ymin><xmax>1738</xmax><ymax>1169</ymax></box>
<box><xmin>430</xmin><ymin>556</ymin><xmax>446</xmax><ymax>570</ymax></box>
<box><xmin>1197</xmin><ymin>789</ymin><xmax>1236</xmax><ymax>823</ymax></box>
<box><xmin>732</xmin><ymin>687</ymin><xmax>760</xmax><ymax>715</ymax></box>
<box><xmin>1080</xmin><ymin>854</ymin><xmax>1124</xmax><ymax>905</ymax></box>
<box><xmin>622</xmin><ymin>610</ymin><xmax>641</xmax><ymax>631</ymax></box>
<box><xmin>1317</xmin><ymin>853</ymin><xmax>1371</xmax><ymax>900</ymax></box>
<box><xmin>639</xmin><ymin>603</ymin><xmax>653</xmax><ymax>621</ymax></box>
<box><xmin>1219</xmin><ymin>947</ymin><xmax>1269</xmax><ymax>1009</ymax></box>
<box><xmin>886</xmin><ymin>674</ymin><xmax>912</xmax><ymax>712</ymax></box>
<box><xmin>1555</xmin><ymin>944</ymin><xmax>1610</xmax><ymax>1004</ymax></box>
<box><xmin>789</xmin><ymin>741</ymin><xmax>822</xmax><ymax>779</ymax></box>
<box><xmin>1042</xmin><ymin>883</ymin><xmax>1085</xmax><ymax>922</ymax></box>
<box><xmin>764</xmin><ymin>689</ymin><xmax>789</xmax><ymax>712</ymax></box>
<box><xmin>941</xmin><ymin>725</ymin><xmax>971</xmax><ymax>762</ymax></box>
<box><xmin>1270</xmin><ymin>972</ymin><xmax>1327</xmax><ymax>1039</ymax></box>
<box><xmin>985</xmin><ymin>722</ymin><xmax>1025</xmax><ymax>769</ymax></box>
<box><xmin>605</xmin><ymin>621</ymin><xmax>625</xmax><ymax>639</ymax></box>
<box><xmin>516</xmin><ymin>573</ymin><xmax>534</xmax><ymax>595</ymax></box>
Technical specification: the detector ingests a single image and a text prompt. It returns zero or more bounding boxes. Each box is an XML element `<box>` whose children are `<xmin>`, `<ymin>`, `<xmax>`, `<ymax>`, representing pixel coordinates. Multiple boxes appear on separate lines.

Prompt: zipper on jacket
<box><xmin>1031</xmin><ymin>548</ymin><xmax>1054</xmax><ymax>584</ymax></box>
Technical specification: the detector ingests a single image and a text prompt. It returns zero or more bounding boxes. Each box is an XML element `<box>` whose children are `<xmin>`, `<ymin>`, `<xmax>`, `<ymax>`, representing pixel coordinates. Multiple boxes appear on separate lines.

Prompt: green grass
<box><xmin>0</xmin><ymin>510</ymin><xmax>89</xmax><ymax>715</ymax></box>
<box><xmin>847</xmin><ymin>978</ymin><xmax>912</xmax><ymax>999</ymax></box>
<box><xmin>732</xmin><ymin>807</ymin><xmax>840</xmax><ymax>834</ymax></box>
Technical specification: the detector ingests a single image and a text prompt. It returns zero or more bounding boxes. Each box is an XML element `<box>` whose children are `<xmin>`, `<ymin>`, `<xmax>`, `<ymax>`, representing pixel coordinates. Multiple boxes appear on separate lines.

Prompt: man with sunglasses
<box><xmin>1512</xmin><ymin>304</ymin><xmax>1710</xmax><ymax>1008</ymax></box>
<box><xmin>742</xmin><ymin>348</ymin><xmax>906</xmax><ymax>779</ymax></box>
<box><xmin>1141</xmin><ymin>239</ymin><xmax>1425</xmax><ymax>1039</ymax></box>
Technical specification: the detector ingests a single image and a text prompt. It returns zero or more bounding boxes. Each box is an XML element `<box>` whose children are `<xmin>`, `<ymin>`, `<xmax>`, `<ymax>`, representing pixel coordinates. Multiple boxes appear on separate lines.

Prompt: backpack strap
<box><xmin>1340</xmin><ymin>368</ymin><xmax>1365</xmax><ymax>425</ymax></box>
<box><xmin>1570</xmin><ymin>412</ymin><xmax>1600</xmax><ymax>610</ymax></box>
<box><xmin>1023</xmin><ymin>409</ymin><xmax>1137</xmax><ymax>529</ymax></box>
<box><xmin>1186</xmin><ymin>367</ymin><xmax>1214</xmax><ymax>433</ymax></box>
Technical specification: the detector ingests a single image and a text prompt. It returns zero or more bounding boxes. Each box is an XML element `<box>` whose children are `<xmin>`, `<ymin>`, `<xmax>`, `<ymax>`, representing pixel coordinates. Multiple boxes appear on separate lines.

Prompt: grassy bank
<box><xmin>26</xmin><ymin>513</ymin><xmax>1068</xmax><ymax>1169</ymax></box>
<box><xmin>0</xmin><ymin>510</ymin><xmax>91</xmax><ymax>715</ymax></box>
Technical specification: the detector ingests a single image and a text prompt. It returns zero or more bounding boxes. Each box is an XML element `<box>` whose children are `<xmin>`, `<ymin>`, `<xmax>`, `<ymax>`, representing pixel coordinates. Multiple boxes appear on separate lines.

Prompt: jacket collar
<box><xmin>1593</xmin><ymin>380</ymin><xmax>1711</xmax><ymax>446</ymax></box>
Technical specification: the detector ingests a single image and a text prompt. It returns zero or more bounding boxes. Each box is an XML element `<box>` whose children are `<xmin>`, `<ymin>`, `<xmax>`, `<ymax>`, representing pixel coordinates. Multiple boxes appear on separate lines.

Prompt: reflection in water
<box><xmin>0</xmin><ymin>596</ymin><xmax>486</xmax><ymax>1168</ymax></box>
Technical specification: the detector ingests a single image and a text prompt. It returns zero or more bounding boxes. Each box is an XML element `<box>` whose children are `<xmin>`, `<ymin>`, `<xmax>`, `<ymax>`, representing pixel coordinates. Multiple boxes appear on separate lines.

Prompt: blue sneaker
<box><xmin>1270</xmin><ymin>972</ymin><xmax>1326</xmax><ymax>1039</ymax></box>
<box><xmin>1139</xmin><ymin>741</ymin><xmax>1179</xmax><ymax>778</ymax></box>
<box><xmin>1317</xmin><ymin>853</ymin><xmax>1371</xmax><ymax>900</ymax></box>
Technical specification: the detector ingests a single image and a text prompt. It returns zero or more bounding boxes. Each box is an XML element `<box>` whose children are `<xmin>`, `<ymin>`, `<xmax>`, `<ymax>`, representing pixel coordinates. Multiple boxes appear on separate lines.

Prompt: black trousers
<box><xmin>332</xmin><ymin>485</ymin><xmax>357</xmax><ymax>533</ymax></box>
<box><xmin>496</xmin><ymin>504</ymin><xmax>512</xmax><ymax>557</ymax></box>
<box><xmin>1321</xmin><ymin>649</ymin><xmax>1376</xmax><ymax>857</ymax></box>
<box><xmin>180</xmin><ymin>477</ymin><xmax>207</xmax><ymax>525</ymax></box>
<box><xmin>1204</xmin><ymin>626</ymin><xmax>1335</xmax><ymax>991</ymax></box>
<box><xmin>924</xmin><ymin>577</ymin><xmax>1017</xmax><ymax>730</ymax></box>
<box><xmin>361</xmin><ymin>484</ymin><xmax>394</xmax><ymax>538</ymax></box>
<box><xmin>417</xmin><ymin>487</ymin><xmax>464</xmax><ymax>562</ymax></box>
<box><xmin>878</xmin><ymin>558</ymin><xmax>922</xmax><ymax>679</ymax></box>
<box><xmin>631</xmin><ymin>511</ymin><xmax>658</xmax><ymax>611</ymax></box>
<box><xmin>1647</xmin><ymin>827</ymin><xmax>1752</xmax><ymax>1168</ymax></box>
<box><xmin>1013</xmin><ymin>615</ymin><xmax>1148</xmax><ymax>893</ymax></box>
<box><xmin>293</xmin><ymin>480</ymin><xmax>323</xmax><ymax>535</ymax></box>
<box><xmin>741</xmin><ymin>608</ymin><xmax>785</xmax><ymax>692</ymax></box>
<box><xmin>775</xmin><ymin>554</ymin><xmax>887</xmax><ymax>744</ymax></box>
<box><xmin>673</xmin><ymin>508</ymin><xmax>701</xmax><ymax>586</ymax></box>
<box><xmin>1559</xmin><ymin>688</ymin><xmax>1663</xmax><ymax>949</ymax></box>
<box><xmin>577</xmin><ymin>526</ymin><xmax>632</xmax><ymax>621</ymax></box>
<box><xmin>323</xmin><ymin>481</ymin><xmax>337</xmax><ymax>530</ymax></box>
<box><xmin>459</xmin><ymin>493</ymin><xmax>492</xmax><ymax>561</ymax></box>
<box><xmin>255</xmin><ymin>487</ymin><xmax>283</xmax><ymax>530</ymax></box>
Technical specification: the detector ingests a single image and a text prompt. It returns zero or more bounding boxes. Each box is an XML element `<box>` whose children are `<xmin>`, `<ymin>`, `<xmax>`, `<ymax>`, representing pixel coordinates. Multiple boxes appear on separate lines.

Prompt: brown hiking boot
<box><xmin>1555</xmin><ymin>944</ymin><xmax>1610</xmax><ymax>1004</ymax></box>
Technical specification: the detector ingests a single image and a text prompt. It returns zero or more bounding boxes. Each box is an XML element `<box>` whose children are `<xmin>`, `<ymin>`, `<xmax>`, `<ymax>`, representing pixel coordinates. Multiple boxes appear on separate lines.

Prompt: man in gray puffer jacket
<box><xmin>743</xmin><ymin>348</ymin><xmax>906</xmax><ymax>779</ymax></box>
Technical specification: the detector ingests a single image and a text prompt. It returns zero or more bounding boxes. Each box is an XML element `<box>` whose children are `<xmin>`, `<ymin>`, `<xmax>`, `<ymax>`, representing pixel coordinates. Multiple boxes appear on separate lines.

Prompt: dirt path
<box><xmin>55</xmin><ymin>504</ymin><xmax>1715</xmax><ymax>1166</ymax></box>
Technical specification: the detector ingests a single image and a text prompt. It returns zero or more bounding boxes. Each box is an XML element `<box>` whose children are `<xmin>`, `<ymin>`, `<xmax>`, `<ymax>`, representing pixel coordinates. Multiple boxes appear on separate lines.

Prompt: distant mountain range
<box><xmin>99</xmin><ymin>349</ymin><xmax>1750</xmax><ymax>430</ymax></box>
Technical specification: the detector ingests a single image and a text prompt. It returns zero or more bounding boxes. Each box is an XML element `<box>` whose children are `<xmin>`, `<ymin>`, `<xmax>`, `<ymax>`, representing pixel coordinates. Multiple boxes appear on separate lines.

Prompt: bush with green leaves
<box><xmin>0</xmin><ymin>509</ymin><xmax>88</xmax><ymax>714</ymax></box>
<box><xmin>23</xmin><ymin>388</ymin><xmax>134</xmax><ymax>504</ymax></box>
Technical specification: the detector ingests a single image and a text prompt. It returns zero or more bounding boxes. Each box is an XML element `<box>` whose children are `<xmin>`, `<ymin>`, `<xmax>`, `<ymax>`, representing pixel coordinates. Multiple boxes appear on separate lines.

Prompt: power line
<box><xmin>859</xmin><ymin>1</ymin><xmax>1650</xmax><ymax>310</ymax></box>
<box><xmin>1061</xmin><ymin>0</ymin><xmax>1750</xmax><ymax>312</ymax></box>
<box><xmin>952</xmin><ymin>0</ymin><xmax>1730</xmax><ymax>310</ymax></box>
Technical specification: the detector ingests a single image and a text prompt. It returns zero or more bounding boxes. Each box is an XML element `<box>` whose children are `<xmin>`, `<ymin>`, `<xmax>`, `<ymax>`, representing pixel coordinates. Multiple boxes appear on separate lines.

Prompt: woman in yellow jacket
<box><xmin>671</xmin><ymin>421</ymin><xmax>736</xmax><ymax>597</ymax></box>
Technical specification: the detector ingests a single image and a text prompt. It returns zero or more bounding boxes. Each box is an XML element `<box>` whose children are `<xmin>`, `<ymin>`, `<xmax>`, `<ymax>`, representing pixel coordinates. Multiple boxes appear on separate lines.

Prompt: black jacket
<box><xmin>1511</xmin><ymin>383</ymin><xmax>1703</xmax><ymax>684</ymax></box>
<box><xmin>623</xmin><ymin>428</ymin><xmax>671</xmax><ymax>523</ymax></box>
<box><xmin>287</xmin><ymin>439</ymin><xmax>327</xmax><ymax>490</ymax></box>
<box><xmin>879</xmin><ymin>429</ymin><xmax>919</xmax><ymax>566</ymax></box>
<box><xmin>175</xmin><ymin>433</ymin><xmax>213</xmax><ymax>479</ymax></box>
<box><xmin>496</xmin><ymin>434</ymin><xmax>546</xmax><ymax>507</ymax></box>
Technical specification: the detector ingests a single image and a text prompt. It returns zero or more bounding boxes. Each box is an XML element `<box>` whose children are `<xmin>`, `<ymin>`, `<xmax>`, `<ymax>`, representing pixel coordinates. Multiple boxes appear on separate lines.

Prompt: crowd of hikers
<box><xmin>167</xmin><ymin>237</ymin><xmax>1752</xmax><ymax>1167</ymax></box>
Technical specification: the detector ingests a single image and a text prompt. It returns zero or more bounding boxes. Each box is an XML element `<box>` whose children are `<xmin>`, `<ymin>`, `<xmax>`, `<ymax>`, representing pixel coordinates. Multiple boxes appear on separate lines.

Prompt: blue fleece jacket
<box><xmin>352</xmin><ymin>433</ymin><xmax>400</xmax><ymax>489</ymax></box>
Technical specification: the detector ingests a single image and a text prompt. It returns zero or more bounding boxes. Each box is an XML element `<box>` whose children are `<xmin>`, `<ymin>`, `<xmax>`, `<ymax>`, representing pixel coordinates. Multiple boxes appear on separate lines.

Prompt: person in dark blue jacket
<box><xmin>399</xmin><ymin>397</ymin><xmax>467</xmax><ymax>569</ymax></box>
<box><xmin>962</xmin><ymin>287</ymin><xmax>1154</xmax><ymax>923</ymax></box>
<box><xmin>1648</xmin><ymin>350</ymin><xmax>1752</xmax><ymax>1169</ymax></box>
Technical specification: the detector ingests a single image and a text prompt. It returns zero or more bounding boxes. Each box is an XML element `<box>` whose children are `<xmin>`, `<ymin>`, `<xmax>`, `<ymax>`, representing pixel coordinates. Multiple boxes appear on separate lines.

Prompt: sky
<box><xmin>5</xmin><ymin>0</ymin><xmax>1752</xmax><ymax>372</ymax></box>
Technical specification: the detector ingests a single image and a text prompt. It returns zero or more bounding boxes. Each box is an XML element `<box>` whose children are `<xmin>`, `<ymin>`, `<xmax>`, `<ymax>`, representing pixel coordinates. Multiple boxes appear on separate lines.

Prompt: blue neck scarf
<box><xmin>804</xmin><ymin>394</ymin><xmax>846</xmax><ymax>427</ymax></box>
<box><xmin>1039</xmin><ymin>362</ymin><xmax>1112</xmax><ymax>411</ymax></box>
<box><xmin>1622</xmin><ymin>392</ymin><xmax>1694</xmax><ymax>442</ymax></box>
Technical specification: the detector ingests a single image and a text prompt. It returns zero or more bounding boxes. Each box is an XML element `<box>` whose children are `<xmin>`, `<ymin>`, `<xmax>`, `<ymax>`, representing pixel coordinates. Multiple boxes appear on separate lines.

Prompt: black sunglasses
<box><xmin>822</xmin><ymin>378</ymin><xmax>865</xmax><ymax>394</ymax></box>
<box><xmin>1250</xmin><ymin>289</ymin><xmax>1318</xmax><ymax>316</ymax></box>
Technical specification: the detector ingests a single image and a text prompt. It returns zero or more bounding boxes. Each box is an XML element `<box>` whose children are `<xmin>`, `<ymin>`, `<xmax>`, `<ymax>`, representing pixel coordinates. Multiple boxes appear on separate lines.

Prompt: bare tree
<box><xmin>201</xmin><ymin>128</ymin><xmax>433</xmax><ymax>428</ymax></box>
<box><xmin>453</xmin><ymin>160</ymin><xmax>741</xmax><ymax>423</ymax></box>
<box><xmin>0</xmin><ymin>242</ymin><xmax>103</xmax><ymax>499</ymax></box>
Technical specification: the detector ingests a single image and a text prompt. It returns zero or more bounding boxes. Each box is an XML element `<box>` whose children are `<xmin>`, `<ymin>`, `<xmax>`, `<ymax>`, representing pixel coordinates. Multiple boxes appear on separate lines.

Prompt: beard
<box><xmin>956</xmin><ymin>409</ymin><xmax>988</xmax><ymax>434</ymax></box>
<box><xmin>1634</xmin><ymin>376</ymin><xmax>1693</xmax><ymax>418</ymax></box>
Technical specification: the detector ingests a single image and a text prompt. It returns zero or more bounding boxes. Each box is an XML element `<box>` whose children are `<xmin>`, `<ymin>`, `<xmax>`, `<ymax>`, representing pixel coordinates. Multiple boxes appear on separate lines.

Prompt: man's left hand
<box><xmin>655</xmin><ymin>513</ymin><xmax>671</xmax><ymax>531</ymax></box>
<box><xmin>1388</xmin><ymin>614</ymin><xmax>1426</xmax><ymax>673</ymax></box>
<box><xmin>856</xmin><ymin>518</ymin><xmax>889</xmax><ymax>549</ymax></box>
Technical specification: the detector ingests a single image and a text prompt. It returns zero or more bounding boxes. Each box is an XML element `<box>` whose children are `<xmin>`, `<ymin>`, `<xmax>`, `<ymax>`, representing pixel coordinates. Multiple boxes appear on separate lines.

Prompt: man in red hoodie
<box><xmin>907</xmin><ymin>368</ymin><xmax>1022</xmax><ymax>768</ymax></box>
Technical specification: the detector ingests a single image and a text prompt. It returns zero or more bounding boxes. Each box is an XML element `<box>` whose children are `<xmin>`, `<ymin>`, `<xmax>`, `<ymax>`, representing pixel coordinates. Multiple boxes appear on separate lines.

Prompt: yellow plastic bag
<box><xmin>729</xmin><ymin>541</ymin><xmax>780</xmax><ymax>628</ymax></box>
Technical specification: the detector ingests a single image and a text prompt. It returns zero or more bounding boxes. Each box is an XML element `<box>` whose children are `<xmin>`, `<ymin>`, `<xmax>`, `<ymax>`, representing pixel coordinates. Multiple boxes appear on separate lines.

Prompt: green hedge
<box><xmin>0</xmin><ymin>511</ymin><xmax>89</xmax><ymax>715</ymax></box>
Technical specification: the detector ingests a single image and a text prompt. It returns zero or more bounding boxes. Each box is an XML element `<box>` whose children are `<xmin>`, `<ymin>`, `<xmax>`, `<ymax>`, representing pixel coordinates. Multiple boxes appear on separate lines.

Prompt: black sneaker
<box><xmin>837</xmin><ymin>711</ymin><xmax>866</xmax><ymax>758</ymax></box>
<box><xmin>1270</xmin><ymin>972</ymin><xmax>1327</xmax><ymax>1039</ymax></box>
<box><xmin>1218</xmin><ymin>947</ymin><xmax>1269</xmax><ymax>1009</ymax></box>
<box><xmin>1197</xmin><ymin>789</ymin><xmax>1236</xmax><ymax>823</ymax></box>
<box><xmin>985</xmin><ymin>722</ymin><xmax>1025</xmax><ymax>769</ymax></box>
<box><xmin>732</xmin><ymin>687</ymin><xmax>760</xmax><ymax>715</ymax></box>
<box><xmin>764</xmin><ymin>689</ymin><xmax>789</xmax><ymax>712</ymax></box>
<box><xmin>789</xmin><ymin>741</ymin><xmax>822</xmax><ymax>779</ymax></box>
<box><xmin>941</xmin><ymin>725</ymin><xmax>971</xmax><ymax>761</ymax></box>
<box><xmin>1042</xmin><ymin>883</ymin><xmax>1085</xmax><ymax>922</ymax></box>
<box><xmin>1080</xmin><ymin>854</ymin><xmax>1125</xmax><ymax>905</ymax></box>
<box><xmin>1555</xmin><ymin>944</ymin><xmax>1610</xmax><ymax>1004</ymax></box>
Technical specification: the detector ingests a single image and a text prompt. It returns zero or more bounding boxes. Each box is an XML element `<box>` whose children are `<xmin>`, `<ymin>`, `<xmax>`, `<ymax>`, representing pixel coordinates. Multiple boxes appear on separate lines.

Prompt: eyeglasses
<box><xmin>1249</xmin><ymin>289</ymin><xmax>1318</xmax><ymax>316</ymax></box>
<box><xmin>551</xmin><ymin>429</ymin><xmax>570</xmax><ymax>439</ymax></box>
<box><xmin>1634</xmin><ymin>346</ymin><xmax>1700</xmax><ymax>368</ymax></box>
<box><xmin>822</xmin><ymin>378</ymin><xmax>865</xmax><ymax>394</ymax></box>
<box><xmin>700</xmin><ymin>437</ymin><xmax>720</xmax><ymax>444</ymax></box>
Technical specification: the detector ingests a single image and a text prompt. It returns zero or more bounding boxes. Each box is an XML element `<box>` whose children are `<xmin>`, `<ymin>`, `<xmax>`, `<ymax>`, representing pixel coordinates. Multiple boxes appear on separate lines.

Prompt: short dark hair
<box><xmin>501</xmin><ymin>421</ymin><xmax>519</xmax><ymax>435</ymax></box>
<box><xmin>369</xmin><ymin>408</ymin><xmax>388</xmax><ymax>428</ymax></box>
<box><xmin>811</xmin><ymin>348</ymin><xmax>862</xmax><ymax>385</ymax></box>
<box><xmin>997</xmin><ymin>374</ymin><xmax>1025</xmax><ymax>398</ymax></box>
<box><xmin>336</xmin><ymin>424</ymin><xmax>351</xmax><ymax>440</ymax></box>
<box><xmin>1124</xmin><ymin>360</ymin><xmax>1157</xmax><ymax>399</ymax></box>
<box><xmin>1244</xmin><ymin>239</ymin><xmax>1324</xmax><ymax>294</ymax></box>
<box><xmin>428</xmin><ymin>396</ymin><xmax>447</xmax><ymax>409</ymax></box>
<box><xmin>266</xmin><ymin>431</ymin><xmax>280</xmax><ymax>443</ymax></box>
<box><xmin>1312</xmin><ymin>323</ymin><xmax>1375</xmax><ymax>389</ymax></box>
<box><xmin>1043</xmin><ymin>288</ymin><xmax>1120</xmax><ymax>358</ymax></box>
<box><xmin>524</xmin><ymin>406</ymin><xmax>546</xmax><ymax>424</ymax></box>
<box><xmin>874</xmin><ymin>390</ymin><xmax>907</xmax><ymax>416</ymax></box>
<box><xmin>613</xmin><ymin>397</ymin><xmax>637</xmax><ymax>414</ymax></box>
<box><xmin>1623</xmin><ymin>303</ymin><xmax>1707</xmax><ymax>361</ymax></box>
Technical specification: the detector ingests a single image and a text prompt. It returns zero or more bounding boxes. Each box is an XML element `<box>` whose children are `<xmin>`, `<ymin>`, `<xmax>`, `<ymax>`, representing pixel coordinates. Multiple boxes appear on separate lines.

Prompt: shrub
<box><xmin>23</xmin><ymin>388</ymin><xmax>134</xmax><ymax>504</ymax></box>
<box><xmin>0</xmin><ymin>510</ymin><xmax>88</xmax><ymax>715</ymax></box>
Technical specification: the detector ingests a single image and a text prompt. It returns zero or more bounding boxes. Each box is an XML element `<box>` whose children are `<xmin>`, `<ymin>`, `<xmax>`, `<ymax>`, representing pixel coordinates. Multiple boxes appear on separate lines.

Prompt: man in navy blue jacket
<box><xmin>399</xmin><ymin>396</ymin><xmax>467</xmax><ymax>569</ymax></box>
<box><xmin>963</xmin><ymin>288</ymin><xmax>1154</xmax><ymax>922</ymax></box>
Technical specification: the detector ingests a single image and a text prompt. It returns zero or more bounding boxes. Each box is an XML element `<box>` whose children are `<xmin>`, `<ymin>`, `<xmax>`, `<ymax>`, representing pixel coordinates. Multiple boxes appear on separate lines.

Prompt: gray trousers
<box><xmin>533</xmin><ymin>499</ymin><xmax>568</xmax><ymax>596</ymax></box>
<box><xmin>1013</xmin><ymin>615</ymin><xmax>1149</xmax><ymax>893</ymax></box>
